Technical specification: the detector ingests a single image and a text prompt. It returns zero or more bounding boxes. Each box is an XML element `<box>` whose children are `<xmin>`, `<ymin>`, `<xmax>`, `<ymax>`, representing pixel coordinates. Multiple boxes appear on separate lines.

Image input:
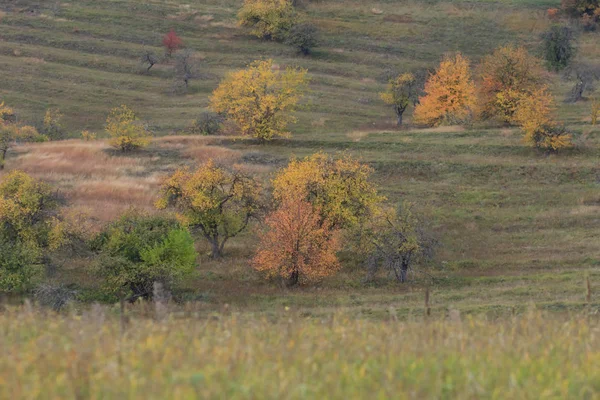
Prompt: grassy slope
<box><xmin>0</xmin><ymin>0</ymin><xmax>599</xmax><ymax>317</ymax></box>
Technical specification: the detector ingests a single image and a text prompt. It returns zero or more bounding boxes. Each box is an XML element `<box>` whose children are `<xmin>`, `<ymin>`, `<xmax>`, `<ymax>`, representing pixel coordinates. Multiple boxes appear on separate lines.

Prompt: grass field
<box><xmin>0</xmin><ymin>0</ymin><xmax>600</xmax><ymax>396</ymax></box>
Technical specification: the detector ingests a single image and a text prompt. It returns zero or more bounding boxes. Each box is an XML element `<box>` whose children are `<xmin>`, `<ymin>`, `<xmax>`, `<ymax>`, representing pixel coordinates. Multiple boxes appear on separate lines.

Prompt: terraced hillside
<box><xmin>0</xmin><ymin>0</ymin><xmax>599</xmax><ymax>315</ymax></box>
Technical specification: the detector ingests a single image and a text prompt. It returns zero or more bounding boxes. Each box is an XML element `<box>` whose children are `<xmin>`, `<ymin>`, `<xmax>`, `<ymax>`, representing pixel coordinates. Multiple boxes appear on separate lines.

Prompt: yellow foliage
<box><xmin>105</xmin><ymin>105</ymin><xmax>151</xmax><ymax>151</ymax></box>
<box><xmin>513</xmin><ymin>88</ymin><xmax>572</xmax><ymax>151</ymax></box>
<box><xmin>238</xmin><ymin>0</ymin><xmax>295</xmax><ymax>40</ymax></box>
<box><xmin>477</xmin><ymin>45</ymin><xmax>545</xmax><ymax>123</ymax></box>
<box><xmin>156</xmin><ymin>160</ymin><xmax>261</xmax><ymax>258</ymax></box>
<box><xmin>210</xmin><ymin>60</ymin><xmax>307</xmax><ymax>141</ymax></box>
<box><xmin>81</xmin><ymin>130</ymin><xmax>97</xmax><ymax>141</ymax></box>
<box><xmin>42</xmin><ymin>108</ymin><xmax>64</xmax><ymax>140</ymax></box>
<box><xmin>0</xmin><ymin>101</ymin><xmax>15</xmax><ymax>122</ymax></box>
<box><xmin>273</xmin><ymin>152</ymin><xmax>384</xmax><ymax>229</ymax></box>
<box><xmin>413</xmin><ymin>53</ymin><xmax>476</xmax><ymax>127</ymax></box>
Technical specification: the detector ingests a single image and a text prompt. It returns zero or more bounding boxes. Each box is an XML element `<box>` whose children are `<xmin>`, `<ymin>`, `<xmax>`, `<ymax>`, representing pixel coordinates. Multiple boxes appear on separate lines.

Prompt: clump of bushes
<box><xmin>105</xmin><ymin>105</ymin><xmax>152</xmax><ymax>151</ymax></box>
<box><xmin>91</xmin><ymin>211</ymin><xmax>197</xmax><ymax>301</ymax></box>
<box><xmin>187</xmin><ymin>112</ymin><xmax>223</xmax><ymax>135</ymax></box>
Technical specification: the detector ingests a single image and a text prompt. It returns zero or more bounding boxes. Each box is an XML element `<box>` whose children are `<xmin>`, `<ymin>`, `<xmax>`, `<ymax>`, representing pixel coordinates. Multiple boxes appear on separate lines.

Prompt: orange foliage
<box><xmin>413</xmin><ymin>53</ymin><xmax>476</xmax><ymax>127</ymax></box>
<box><xmin>252</xmin><ymin>197</ymin><xmax>341</xmax><ymax>286</ymax></box>
<box><xmin>477</xmin><ymin>45</ymin><xmax>545</xmax><ymax>123</ymax></box>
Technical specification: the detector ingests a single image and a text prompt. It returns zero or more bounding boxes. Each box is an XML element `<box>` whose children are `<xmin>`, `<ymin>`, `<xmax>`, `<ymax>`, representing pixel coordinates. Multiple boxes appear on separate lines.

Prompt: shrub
<box><xmin>0</xmin><ymin>101</ymin><xmax>15</xmax><ymax>122</ymax></box>
<box><xmin>156</xmin><ymin>161</ymin><xmax>262</xmax><ymax>258</ymax></box>
<box><xmin>379</xmin><ymin>73</ymin><xmax>419</xmax><ymax>126</ymax></box>
<box><xmin>105</xmin><ymin>105</ymin><xmax>151</xmax><ymax>151</ymax></box>
<box><xmin>41</xmin><ymin>108</ymin><xmax>65</xmax><ymax>140</ymax></box>
<box><xmin>162</xmin><ymin>29</ymin><xmax>183</xmax><ymax>57</ymax></box>
<box><xmin>188</xmin><ymin>112</ymin><xmax>223</xmax><ymax>135</ymax></box>
<box><xmin>273</xmin><ymin>152</ymin><xmax>384</xmax><ymax>229</ymax></box>
<box><xmin>477</xmin><ymin>45</ymin><xmax>545</xmax><ymax>124</ymax></box>
<box><xmin>92</xmin><ymin>211</ymin><xmax>197</xmax><ymax>301</ymax></box>
<box><xmin>514</xmin><ymin>88</ymin><xmax>573</xmax><ymax>151</ymax></box>
<box><xmin>210</xmin><ymin>59</ymin><xmax>307</xmax><ymax>141</ymax></box>
<box><xmin>253</xmin><ymin>196</ymin><xmax>340</xmax><ymax>286</ymax></box>
<box><xmin>285</xmin><ymin>23</ymin><xmax>318</xmax><ymax>55</ymax></box>
<box><xmin>81</xmin><ymin>130</ymin><xmax>96</xmax><ymax>141</ymax></box>
<box><xmin>542</xmin><ymin>25</ymin><xmax>575</xmax><ymax>71</ymax></box>
<box><xmin>413</xmin><ymin>53</ymin><xmax>476</xmax><ymax>127</ymax></box>
<box><xmin>238</xmin><ymin>0</ymin><xmax>296</xmax><ymax>41</ymax></box>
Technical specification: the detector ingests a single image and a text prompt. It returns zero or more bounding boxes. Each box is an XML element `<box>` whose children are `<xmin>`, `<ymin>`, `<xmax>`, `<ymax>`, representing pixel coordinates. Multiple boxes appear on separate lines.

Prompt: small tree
<box><xmin>359</xmin><ymin>204</ymin><xmax>435</xmax><ymax>283</ymax></box>
<box><xmin>0</xmin><ymin>101</ymin><xmax>15</xmax><ymax>123</ymax></box>
<box><xmin>162</xmin><ymin>29</ymin><xmax>183</xmax><ymax>57</ymax></box>
<box><xmin>156</xmin><ymin>160</ymin><xmax>262</xmax><ymax>258</ymax></box>
<box><xmin>141</xmin><ymin>50</ymin><xmax>158</xmax><ymax>72</ymax></box>
<box><xmin>105</xmin><ymin>105</ymin><xmax>151</xmax><ymax>151</ymax></box>
<box><xmin>92</xmin><ymin>211</ymin><xmax>197</xmax><ymax>301</ymax></box>
<box><xmin>514</xmin><ymin>88</ymin><xmax>573</xmax><ymax>151</ymax></box>
<box><xmin>210</xmin><ymin>59</ymin><xmax>308</xmax><ymax>141</ymax></box>
<box><xmin>542</xmin><ymin>25</ymin><xmax>575</xmax><ymax>72</ymax></box>
<box><xmin>413</xmin><ymin>53</ymin><xmax>476</xmax><ymax>127</ymax></box>
<box><xmin>174</xmin><ymin>49</ymin><xmax>196</xmax><ymax>92</ymax></box>
<box><xmin>41</xmin><ymin>108</ymin><xmax>65</xmax><ymax>140</ymax></box>
<box><xmin>380</xmin><ymin>73</ymin><xmax>419</xmax><ymax>126</ymax></box>
<box><xmin>272</xmin><ymin>152</ymin><xmax>384</xmax><ymax>229</ymax></box>
<box><xmin>253</xmin><ymin>197</ymin><xmax>340</xmax><ymax>286</ymax></box>
<box><xmin>0</xmin><ymin>171</ymin><xmax>66</xmax><ymax>293</ymax></box>
<box><xmin>238</xmin><ymin>0</ymin><xmax>296</xmax><ymax>41</ymax></box>
<box><xmin>477</xmin><ymin>45</ymin><xmax>546</xmax><ymax>124</ymax></box>
<box><xmin>564</xmin><ymin>63</ymin><xmax>600</xmax><ymax>103</ymax></box>
<box><xmin>285</xmin><ymin>23</ymin><xmax>318</xmax><ymax>55</ymax></box>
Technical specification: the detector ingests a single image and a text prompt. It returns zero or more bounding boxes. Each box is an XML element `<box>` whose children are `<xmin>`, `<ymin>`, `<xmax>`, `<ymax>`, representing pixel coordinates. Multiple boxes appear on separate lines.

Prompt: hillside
<box><xmin>0</xmin><ymin>0</ymin><xmax>599</xmax><ymax>315</ymax></box>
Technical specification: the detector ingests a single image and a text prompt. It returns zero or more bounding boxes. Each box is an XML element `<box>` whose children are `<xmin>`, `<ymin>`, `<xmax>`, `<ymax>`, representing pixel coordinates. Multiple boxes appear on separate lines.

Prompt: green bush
<box><xmin>285</xmin><ymin>23</ymin><xmax>318</xmax><ymax>55</ymax></box>
<box><xmin>542</xmin><ymin>25</ymin><xmax>575</xmax><ymax>71</ymax></box>
<box><xmin>92</xmin><ymin>211</ymin><xmax>197</xmax><ymax>301</ymax></box>
<box><xmin>238</xmin><ymin>0</ymin><xmax>296</xmax><ymax>41</ymax></box>
<box><xmin>0</xmin><ymin>235</ymin><xmax>41</xmax><ymax>293</ymax></box>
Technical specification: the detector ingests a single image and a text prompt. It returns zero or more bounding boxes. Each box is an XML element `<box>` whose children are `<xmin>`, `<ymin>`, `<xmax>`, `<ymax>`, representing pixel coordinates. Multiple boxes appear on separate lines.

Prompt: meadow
<box><xmin>0</xmin><ymin>0</ymin><xmax>599</xmax><ymax>397</ymax></box>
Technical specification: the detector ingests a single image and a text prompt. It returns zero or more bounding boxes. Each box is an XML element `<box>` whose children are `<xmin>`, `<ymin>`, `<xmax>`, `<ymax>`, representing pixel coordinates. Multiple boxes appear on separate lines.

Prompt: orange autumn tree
<box><xmin>477</xmin><ymin>45</ymin><xmax>545</xmax><ymax>123</ymax></box>
<box><xmin>514</xmin><ymin>88</ymin><xmax>572</xmax><ymax>151</ymax></box>
<box><xmin>253</xmin><ymin>196</ymin><xmax>341</xmax><ymax>286</ymax></box>
<box><xmin>413</xmin><ymin>53</ymin><xmax>476</xmax><ymax>127</ymax></box>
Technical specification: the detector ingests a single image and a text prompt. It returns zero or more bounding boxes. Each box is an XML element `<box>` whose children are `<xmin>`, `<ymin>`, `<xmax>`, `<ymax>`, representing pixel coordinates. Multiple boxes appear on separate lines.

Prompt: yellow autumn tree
<box><xmin>156</xmin><ymin>160</ymin><xmax>262</xmax><ymax>258</ymax></box>
<box><xmin>514</xmin><ymin>88</ymin><xmax>572</xmax><ymax>151</ymax></box>
<box><xmin>210</xmin><ymin>59</ymin><xmax>308</xmax><ymax>141</ymax></box>
<box><xmin>413</xmin><ymin>53</ymin><xmax>476</xmax><ymax>127</ymax></box>
<box><xmin>238</xmin><ymin>0</ymin><xmax>296</xmax><ymax>41</ymax></box>
<box><xmin>273</xmin><ymin>152</ymin><xmax>384</xmax><ymax>229</ymax></box>
<box><xmin>105</xmin><ymin>105</ymin><xmax>151</xmax><ymax>151</ymax></box>
<box><xmin>477</xmin><ymin>45</ymin><xmax>545</xmax><ymax>123</ymax></box>
<box><xmin>0</xmin><ymin>102</ymin><xmax>46</xmax><ymax>170</ymax></box>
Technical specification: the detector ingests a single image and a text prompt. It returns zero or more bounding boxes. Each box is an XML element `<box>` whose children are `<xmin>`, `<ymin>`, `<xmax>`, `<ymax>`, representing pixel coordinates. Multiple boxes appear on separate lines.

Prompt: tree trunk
<box><xmin>395</xmin><ymin>106</ymin><xmax>406</xmax><ymax>126</ymax></box>
<box><xmin>288</xmin><ymin>269</ymin><xmax>299</xmax><ymax>287</ymax></box>
<box><xmin>210</xmin><ymin>239</ymin><xmax>222</xmax><ymax>259</ymax></box>
<box><xmin>400</xmin><ymin>260</ymin><xmax>409</xmax><ymax>283</ymax></box>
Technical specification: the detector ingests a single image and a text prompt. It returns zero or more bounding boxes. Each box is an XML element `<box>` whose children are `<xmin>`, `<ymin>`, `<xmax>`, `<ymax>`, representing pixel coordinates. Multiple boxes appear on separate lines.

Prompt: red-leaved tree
<box><xmin>253</xmin><ymin>197</ymin><xmax>341</xmax><ymax>286</ymax></box>
<box><xmin>162</xmin><ymin>29</ymin><xmax>183</xmax><ymax>57</ymax></box>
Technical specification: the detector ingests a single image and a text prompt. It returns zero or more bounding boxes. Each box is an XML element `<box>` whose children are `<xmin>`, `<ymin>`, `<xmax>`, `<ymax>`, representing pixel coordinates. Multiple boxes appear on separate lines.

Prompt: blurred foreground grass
<box><xmin>1</xmin><ymin>305</ymin><xmax>599</xmax><ymax>399</ymax></box>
